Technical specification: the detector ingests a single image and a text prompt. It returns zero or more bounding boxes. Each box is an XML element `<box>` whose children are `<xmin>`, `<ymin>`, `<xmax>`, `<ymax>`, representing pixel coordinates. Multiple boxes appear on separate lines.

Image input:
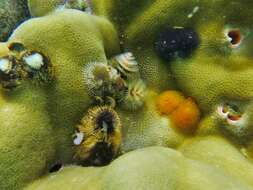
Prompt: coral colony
<box><xmin>1</xmin><ymin>0</ymin><xmax>253</xmax><ymax>190</ymax></box>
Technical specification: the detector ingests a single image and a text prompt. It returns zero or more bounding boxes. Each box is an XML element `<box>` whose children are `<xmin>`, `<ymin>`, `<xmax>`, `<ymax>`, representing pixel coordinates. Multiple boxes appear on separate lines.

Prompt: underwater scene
<box><xmin>1</xmin><ymin>0</ymin><xmax>253</xmax><ymax>189</ymax></box>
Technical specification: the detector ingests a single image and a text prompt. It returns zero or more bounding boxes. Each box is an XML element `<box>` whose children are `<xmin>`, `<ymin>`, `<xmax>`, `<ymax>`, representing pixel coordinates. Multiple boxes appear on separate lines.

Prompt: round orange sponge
<box><xmin>156</xmin><ymin>90</ymin><xmax>185</xmax><ymax>115</ymax></box>
<box><xmin>170</xmin><ymin>97</ymin><xmax>200</xmax><ymax>131</ymax></box>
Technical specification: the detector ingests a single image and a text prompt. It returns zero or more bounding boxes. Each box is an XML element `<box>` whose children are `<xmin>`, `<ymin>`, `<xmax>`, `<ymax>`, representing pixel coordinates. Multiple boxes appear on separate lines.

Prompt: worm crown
<box><xmin>0</xmin><ymin>43</ymin><xmax>52</xmax><ymax>90</ymax></box>
<box><xmin>83</xmin><ymin>52</ymin><xmax>147</xmax><ymax>111</ymax></box>
<box><xmin>120</xmin><ymin>79</ymin><xmax>147</xmax><ymax>111</ymax></box>
<box><xmin>216</xmin><ymin>101</ymin><xmax>253</xmax><ymax>140</ymax></box>
<box><xmin>109</xmin><ymin>52</ymin><xmax>139</xmax><ymax>79</ymax></box>
<box><xmin>73</xmin><ymin>106</ymin><xmax>122</xmax><ymax>166</ymax></box>
<box><xmin>83</xmin><ymin>62</ymin><xmax>127</xmax><ymax>105</ymax></box>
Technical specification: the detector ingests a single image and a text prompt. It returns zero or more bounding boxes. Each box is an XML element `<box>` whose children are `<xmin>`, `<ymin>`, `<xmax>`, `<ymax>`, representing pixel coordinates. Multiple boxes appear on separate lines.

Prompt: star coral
<box><xmin>1</xmin><ymin>0</ymin><xmax>253</xmax><ymax>189</ymax></box>
<box><xmin>25</xmin><ymin>147</ymin><xmax>253</xmax><ymax>190</ymax></box>
<box><xmin>0</xmin><ymin>9</ymin><xmax>120</xmax><ymax>189</ymax></box>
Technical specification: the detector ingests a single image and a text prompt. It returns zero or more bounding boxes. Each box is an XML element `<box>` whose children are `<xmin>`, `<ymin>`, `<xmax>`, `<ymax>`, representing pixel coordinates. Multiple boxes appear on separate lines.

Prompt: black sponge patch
<box><xmin>154</xmin><ymin>27</ymin><xmax>200</xmax><ymax>61</ymax></box>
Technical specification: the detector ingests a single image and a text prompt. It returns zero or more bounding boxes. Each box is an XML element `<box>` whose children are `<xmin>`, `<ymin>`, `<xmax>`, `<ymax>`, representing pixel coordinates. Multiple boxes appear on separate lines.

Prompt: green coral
<box><xmin>1</xmin><ymin>0</ymin><xmax>253</xmax><ymax>189</ymax></box>
<box><xmin>92</xmin><ymin>0</ymin><xmax>253</xmax><ymax>152</ymax></box>
<box><xmin>0</xmin><ymin>0</ymin><xmax>30</xmax><ymax>42</ymax></box>
<box><xmin>92</xmin><ymin>0</ymin><xmax>253</xmax><ymax>112</ymax></box>
<box><xmin>9</xmin><ymin>9</ymin><xmax>120</xmax><ymax>161</ymax></box>
<box><xmin>28</xmin><ymin>0</ymin><xmax>64</xmax><ymax>17</ymax></box>
<box><xmin>0</xmin><ymin>9</ymin><xmax>119</xmax><ymax>189</ymax></box>
<box><xmin>25</xmin><ymin>166</ymin><xmax>104</xmax><ymax>190</ymax></box>
<box><xmin>179</xmin><ymin>136</ymin><xmax>253</xmax><ymax>187</ymax></box>
<box><xmin>25</xmin><ymin>147</ymin><xmax>253</xmax><ymax>190</ymax></box>
<box><xmin>92</xmin><ymin>0</ymin><xmax>177</xmax><ymax>92</ymax></box>
<box><xmin>28</xmin><ymin>0</ymin><xmax>90</xmax><ymax>17</ymax></box>
<box><xmin>0</xmin><ymin>83</ymin><xmax>56</xmax><ymax>190</ymax></box>
<box><xmin>118</xmin><ymin>91</ymin><xmax>185</xmax><ymax>152</ymax></box>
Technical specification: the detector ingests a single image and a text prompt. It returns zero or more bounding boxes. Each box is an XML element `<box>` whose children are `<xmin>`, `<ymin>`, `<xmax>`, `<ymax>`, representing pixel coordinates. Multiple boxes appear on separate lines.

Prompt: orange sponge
<box><xmin>156</xmin><ymin>90</ymin><xmax>185</xmax><ymax>115</ymax></box>
<box><xmin>170</xmin><ymin>98</ymin><xmax>200</xmax><ymax>131</ymax></box>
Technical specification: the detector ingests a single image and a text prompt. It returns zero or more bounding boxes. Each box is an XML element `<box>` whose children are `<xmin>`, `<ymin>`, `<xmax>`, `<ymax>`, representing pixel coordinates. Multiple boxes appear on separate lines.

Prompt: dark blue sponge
<box><xmin>154</xmin><ymin>27</ymin><xmax>200</xmax><ymax>61</ymax></box>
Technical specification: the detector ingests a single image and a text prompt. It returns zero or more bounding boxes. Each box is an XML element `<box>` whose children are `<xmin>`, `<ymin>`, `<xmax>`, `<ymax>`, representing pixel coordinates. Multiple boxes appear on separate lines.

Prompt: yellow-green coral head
<box><xmin>0</xmin><ymin>9</ymin><xmax>120</xmax><ymax>189</ymax></box>
<box><xmin>149</xmin><ymin>0</ymin><xmax>253</xmax><ymax>114</ymax></box>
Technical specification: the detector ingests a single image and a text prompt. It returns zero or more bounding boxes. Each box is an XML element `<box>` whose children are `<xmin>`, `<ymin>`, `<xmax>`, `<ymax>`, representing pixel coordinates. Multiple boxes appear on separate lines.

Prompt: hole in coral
<box><xmin>49</xmin><ymin>163</ymin><xmax>62</xmax><ymax>173</ymax></box>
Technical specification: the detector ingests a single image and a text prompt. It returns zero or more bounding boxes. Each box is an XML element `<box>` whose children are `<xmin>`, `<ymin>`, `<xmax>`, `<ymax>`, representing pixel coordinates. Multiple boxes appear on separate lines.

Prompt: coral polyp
<box><xmin>73</xmin><ymin>106</ymin><xmax>122</xmax><ymax>166</ymax></box>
